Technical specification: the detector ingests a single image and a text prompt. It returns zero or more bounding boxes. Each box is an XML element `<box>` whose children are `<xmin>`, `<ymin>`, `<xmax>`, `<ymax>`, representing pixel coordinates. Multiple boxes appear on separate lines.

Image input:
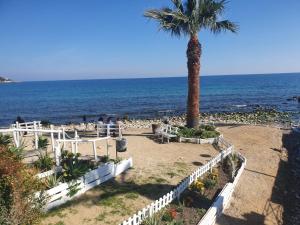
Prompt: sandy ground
<box><xmin>216</xmin><ymin>125</ymin><xmax>284</xmax><ymax>225</ymax></box>
<box><xmin>21</xmin><ymin>125</ymin><xmax>285</xmax><ymax>225</ymax></box>
<box><xmin>40</xmin><ymin>128</ymin><xmax>219</xmax><ymax>225</ymax></box>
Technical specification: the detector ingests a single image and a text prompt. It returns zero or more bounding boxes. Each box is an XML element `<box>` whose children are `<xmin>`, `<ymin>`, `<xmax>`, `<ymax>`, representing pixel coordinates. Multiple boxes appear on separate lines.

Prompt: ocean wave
<box><xmin>234</xmin><ymin>104</ymin><xmax>247</xmax><ymax>108</ymax></box>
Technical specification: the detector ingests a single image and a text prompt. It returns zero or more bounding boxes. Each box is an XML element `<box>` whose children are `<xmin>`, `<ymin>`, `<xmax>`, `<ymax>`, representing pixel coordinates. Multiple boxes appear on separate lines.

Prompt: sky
<box><xmin>0</xmin><ymin>0</ymin><xmax>300</xmax><ymax>81</ymax></box>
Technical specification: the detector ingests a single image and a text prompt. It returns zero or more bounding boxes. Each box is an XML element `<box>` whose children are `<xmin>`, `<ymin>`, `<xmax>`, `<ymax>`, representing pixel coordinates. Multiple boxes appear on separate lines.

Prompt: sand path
<box><xmin>216</xmin><ymin>125</ymin><xmax>284</xmax><ymax>225</ymax></box>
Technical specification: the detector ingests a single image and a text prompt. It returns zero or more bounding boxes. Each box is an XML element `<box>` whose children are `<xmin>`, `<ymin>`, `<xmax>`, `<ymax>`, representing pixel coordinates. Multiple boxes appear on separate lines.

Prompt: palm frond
<box><xmin>144</xmin><ymin>0</ymin><xmax>237</xmax><ymax>36</ymax></box>
<box><xmin>185</xmin><ymin>0</ymin><xmax>197</xmax><ymax>16</ymax></box>
<box><xmin>172</xmin><ymin>0</ymin><xmax>184</xmax><ymax>12</ymax></box>
<box><xmin>210</xmin><ymin>20</ymin><xmax>238</xmax><ymax>33</ymax></box>
<box><xmin>144</xmin><ymin>8</ymin><xmax>188</xmax><ymax>36</ymax></box>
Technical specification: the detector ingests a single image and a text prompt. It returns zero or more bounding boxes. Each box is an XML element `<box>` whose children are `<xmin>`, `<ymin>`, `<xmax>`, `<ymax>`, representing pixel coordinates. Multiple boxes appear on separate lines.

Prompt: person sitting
<box><xmin>98</xmin><ymin>116</ymin><xmax>104</xmax><ymax>125</ymax></box>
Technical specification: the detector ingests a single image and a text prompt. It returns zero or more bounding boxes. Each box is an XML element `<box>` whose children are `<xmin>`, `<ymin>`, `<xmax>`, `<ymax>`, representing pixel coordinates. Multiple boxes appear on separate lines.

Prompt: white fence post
<box><xmin>107</xmin><ymin>124</ymin><xmax>110</xmax><ymax>137</ymax></box>
<box><xmin>93</xmin><ymin>140</ymin><xmax>97</xmax><ymax>161</ymax></box>
<box><xmin>34</xmin><ymin>122</ymin><xmax>38</xmax><ymax>149</ymax></box>
<box><xmin>54</xmin><ymin>142</ymin><xmax>61</xmax><ymax>166</ymax></box>
<box><xmin>50</xmin><ymin>125</ymin><xmax>55</xmax><ymax>152</ymax></box>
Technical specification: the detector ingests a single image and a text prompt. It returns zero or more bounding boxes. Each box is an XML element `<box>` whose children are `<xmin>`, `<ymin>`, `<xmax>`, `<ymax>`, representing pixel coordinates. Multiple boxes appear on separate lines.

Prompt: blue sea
<box><xmin>0</xmin><ymin>73</ymin><xmax>300</xmax><ymax>126</ymax></box>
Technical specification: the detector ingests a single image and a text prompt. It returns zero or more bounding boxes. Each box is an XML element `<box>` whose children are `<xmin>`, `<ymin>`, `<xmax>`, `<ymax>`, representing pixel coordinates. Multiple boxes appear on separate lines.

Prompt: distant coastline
<box><xmin>0</xmin><ymin>76</ymin><xmax>14</xmax><ymax>83</ymax></box>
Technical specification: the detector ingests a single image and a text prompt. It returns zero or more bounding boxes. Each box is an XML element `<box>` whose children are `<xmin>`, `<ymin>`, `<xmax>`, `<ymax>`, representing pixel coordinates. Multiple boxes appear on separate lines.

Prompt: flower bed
<box><xmin>119</xmin><ymin>139</ymin><xmax>234</xmax><ymax>225</ymax></box>
<box><xmin>198</xmin><ymin>153</ymin><xmax>246</xmax><ymax>225</ymax></box>
<box><xmin>177</xmin><ymin>125</ymin><xmax>221</xmax><ymax>145</ymax></box>
<box><xmin>39</xmin><ymin>157</ymin><xmax>133</xmax><ymax>210</ymax></box>
<box><xmin>140</xmin><ymin>153</ymin><xmax>245</xmax><ymax>225</ymax></box>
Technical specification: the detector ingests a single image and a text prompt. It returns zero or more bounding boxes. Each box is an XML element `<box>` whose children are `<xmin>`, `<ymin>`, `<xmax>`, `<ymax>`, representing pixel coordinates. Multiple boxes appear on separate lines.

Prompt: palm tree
<box><xmin>145</xmin><ymin>0</ymin><xmax>238</xmax><ymax>128</ymax></box>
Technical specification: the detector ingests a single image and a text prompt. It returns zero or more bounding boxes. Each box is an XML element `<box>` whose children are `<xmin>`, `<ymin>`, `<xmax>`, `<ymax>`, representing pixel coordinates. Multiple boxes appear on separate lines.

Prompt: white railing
<box><xmin>55</xmin><ymin>136</ymin><xmax>111</xmax><ymax>164</ymax></box>
<box><xmin>0</xmin><ymin>122</ymin><xmax>62</xmax><ymax>151</ymax></box>
<box><xmin>119</xmin><ymin>137</ymin><xmax>233</xmax><ymax>225</ymax></box>
<box><xmin>97</xmin><ymin>123</ymin><xmax>123</xmax><ymax>137</ymax></box>
<box><xmin>11</xmin><ymin>121</ymin><xmax>42</xmax><ymax>130</ymax></box>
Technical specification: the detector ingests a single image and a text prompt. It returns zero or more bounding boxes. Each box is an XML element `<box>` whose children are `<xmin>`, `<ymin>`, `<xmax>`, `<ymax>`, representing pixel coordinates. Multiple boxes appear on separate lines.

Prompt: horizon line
<box><xmin>11</xmin><ymin>71</ymin><xmax>300</xmax><ymax>82</ymax></box>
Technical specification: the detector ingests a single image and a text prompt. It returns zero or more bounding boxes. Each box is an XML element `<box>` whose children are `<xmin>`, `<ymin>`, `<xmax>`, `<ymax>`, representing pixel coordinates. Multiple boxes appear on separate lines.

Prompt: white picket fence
<box><xmin>119</xmin><ymin>137</ymin><xmax>233</xmax><ymax>225</ymax></box>
<box><xmin>198</xmin><ymin>153</ymin><xmax>246</xmax><ymax>225</ymax></box>
<box><xmin>41</xmin><ymin>157</ymin><xmax>133</xmax><ymax>210</ymax></box>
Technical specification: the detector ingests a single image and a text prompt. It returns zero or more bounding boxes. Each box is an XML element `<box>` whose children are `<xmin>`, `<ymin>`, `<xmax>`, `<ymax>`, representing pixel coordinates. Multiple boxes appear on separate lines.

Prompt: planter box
<box><xmin>42</xmin><ymin>158</ymin><xmax>133</xmax><ymax>211</ymax></box>
<box><xmin>178</xmin><ymin>135</ymin><xmax>223</xmax><ymax>145</ymax></box>
<box><xmin>36</xmin><ymin>166</ymin><xmax>62</xmax><ymax>179</ymax></box>
<box><xmin>198</xmin><ymin>154</ymin><xmax>246</xmax><ymax>225</ymax></box>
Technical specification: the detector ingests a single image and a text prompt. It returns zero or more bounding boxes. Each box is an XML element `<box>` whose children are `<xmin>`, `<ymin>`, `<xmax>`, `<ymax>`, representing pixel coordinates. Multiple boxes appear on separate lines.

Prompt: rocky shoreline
<box><xmin>59</xmin><ymin>109</ymin><xmax>293</xmax><ymax>131</ymax></box>
<box><xmin>122</xmin><ymin>109</ymin><xmax>292</xmax><ymax>129</ymax></box>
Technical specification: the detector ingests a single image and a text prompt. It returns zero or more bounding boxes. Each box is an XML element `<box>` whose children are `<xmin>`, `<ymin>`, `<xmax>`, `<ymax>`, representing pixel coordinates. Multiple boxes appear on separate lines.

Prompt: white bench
<box><xmin>157</xmin><ymin>125</ymin><xmax>178</xmax><ymax>143</ymax></box>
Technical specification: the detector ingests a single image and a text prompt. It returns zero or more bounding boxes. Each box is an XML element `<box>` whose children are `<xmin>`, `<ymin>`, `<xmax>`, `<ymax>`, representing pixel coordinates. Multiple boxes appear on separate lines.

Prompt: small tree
<box><xmin>0</xmin><ymin>146</ymin><xmax>45</xmax><ymax>225</ymax></box>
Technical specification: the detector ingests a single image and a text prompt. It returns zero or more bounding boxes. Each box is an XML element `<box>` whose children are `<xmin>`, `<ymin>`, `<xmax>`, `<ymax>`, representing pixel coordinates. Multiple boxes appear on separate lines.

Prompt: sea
<box><xmin>0</xmin><ymin>73</ymin><xmax>300</xmax><ymax>126</ymax></box>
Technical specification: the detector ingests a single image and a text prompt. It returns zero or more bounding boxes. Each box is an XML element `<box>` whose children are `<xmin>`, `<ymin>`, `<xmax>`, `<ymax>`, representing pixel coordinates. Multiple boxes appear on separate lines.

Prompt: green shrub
<box><xmin>197</xmin><ymin>208</ymin><xmax>207</xmax><ymax>217</ymax></box>
<box><xmin>200</xmin><ymin>130</ymin><xmax>220</xmax><ymax>139</ymax></box>
<box><xmin>100</xmin><ymin>155</ymin><xmax>109</xmax><ymax>163</ymax></box>
<box><xmin>199</xmin><ymin>124</ymin><xmax>215</xmax><ymax>131</ymax></box>
<box><xmin>0</xmin><ymin>134</ymin><xmax>12</xmax><ymax>147</ymax></box>
<box><xmin>0</xmin><ymin>146</ymin><xmax>45</xmax><ymax>225</ymax></box>
<box><xmin>141</xmin><ymin>214</ymin><xmax>162</xmax><ymax>225</ymax></box>
<box><xmin>61</xmin><ymin>151</ymin><xmax>89</xmax><ymax>182</ymax></box>
<box><xmin>35</xmin><ymin>136</ymin><xmax>49</xmax><ymax>150</ymax></box>
<box><xmin>223</xmin><ymin>153</ymin><xmax>241</xmax><ymax>181</ymax></box>
<box><xmin>161</xmin><ymin>210</ymin><xmax>173</xmax><ymax>222</ymax></box>
<box><xmin>34</xmin><ymin>150</ymin><xmax>54</xmax><ymax>172</ymax></box>
<box><xmin>8</xmin><ymin>145</ymin><xmax>25</xmax><ymax>160</ymax></box>
<box><xmin>43</xmin><ymin>173</ymin><xmax>62</xmax><ymax>189</ymax></box>
<box><xmin>178</xmin><ymin>125</ymin><xmax>219</xmax><ymax>139</ymax></box>
<box><xmin>203</xmin><ymin>177</ymin><xmax>217</xmax><ymax>189</ymax></box>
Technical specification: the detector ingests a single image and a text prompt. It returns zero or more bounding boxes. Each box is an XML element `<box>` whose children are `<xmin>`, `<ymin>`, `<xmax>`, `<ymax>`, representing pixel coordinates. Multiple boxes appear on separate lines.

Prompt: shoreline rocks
<box><xmin>49</xmin><ymin>109</ymin><xmax>293</xmax><ymax>130</ymax></box>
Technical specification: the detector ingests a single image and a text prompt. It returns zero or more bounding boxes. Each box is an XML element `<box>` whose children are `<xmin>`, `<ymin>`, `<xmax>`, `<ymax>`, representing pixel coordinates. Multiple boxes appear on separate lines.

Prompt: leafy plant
<box><xmin>177</xmin><ymin>125</ymin><xmax>219</xmax><ymax>139</ymax></box>
<box><xmin>190</xmin><ymin>179</ymin><xmax>205</xmax><ymax>194</ymax></box>
<box><xmin>43</xmin><ymin>173</ymin><xmax>62</xmax><ymax>189</ymax></box>
<box><xmin>109</xmin><ymin>156</ymin><xmax>122</xmax><ymax>164</ymax></box>
<box><xmin>223</xmin><ymin>153</ymin><xmax>241</xmax><ymax>181</ymax></box>
<box><xmin>8</xmin><ymin>145</ymin><xmax>25</xmax><ymax>160</ymax></box>
<box><xmin>67</xmin><ymin>181</ymin><xmax>81</xmax><ymax>197</ymax></box>
<box><xmin>203</xmin><ymin>177</ymin><xmax>217</xmax><ymax>190</ymax></box>
<box><xmin>61</xmin><ymin>151</ymin><xmax>89</xmax><ymax>182</ymax></box>
<box><xmin>199</xmin><ymin>124</ymin><xmax>215</xmax><ymax>131</ymax></box>
<box><xmin>34</xmin><ymin>150</ymin><xmax>54</xmax><ymax>171</ymax></box>
<box><xmin>0</xmin><ymin>134</ymin><xmax>12</xmax><ymax>147</ymax></box>
<box><xmin>141</xmin><ymin>214</ymin><xmax>162</xmax><ymax>225</ymax></box>
<box><xmin>35</xmin><ymin>136</ymin><xmax>49</xmax><ymax>150</ymax></box>
<box><xmin>196</xmin><ymin>208</ymin><xmax>207</xmax><ymax>217</ymax></box>
<box><xmin>166</xmin><ymin>220</ymin><xmax>184</xmax><ymax>225</ymax></box>
<box><xmin>100</xmin><ymin>155</ymin><xmax>109</xmax><ymax>163</ymax></box>
<box><xmin>162</xmin><ymin>208</ymin><xmax>176</xmax><ymax>222</ymax></box>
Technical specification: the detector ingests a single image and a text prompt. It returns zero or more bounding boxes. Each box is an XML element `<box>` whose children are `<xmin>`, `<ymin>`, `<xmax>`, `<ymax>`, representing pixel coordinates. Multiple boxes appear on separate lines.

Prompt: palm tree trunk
<box><xmin>186</xmin><ymin>35</ymin><xmax>201</xmax><ymax>128</ymax></box>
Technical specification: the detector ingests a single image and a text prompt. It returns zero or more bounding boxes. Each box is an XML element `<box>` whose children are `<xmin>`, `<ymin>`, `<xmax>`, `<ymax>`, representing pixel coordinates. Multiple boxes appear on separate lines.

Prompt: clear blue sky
<box><xmin>0</xmin><ymin>0</ymin><xmax>299</xmax><ymax>81</ymax></box>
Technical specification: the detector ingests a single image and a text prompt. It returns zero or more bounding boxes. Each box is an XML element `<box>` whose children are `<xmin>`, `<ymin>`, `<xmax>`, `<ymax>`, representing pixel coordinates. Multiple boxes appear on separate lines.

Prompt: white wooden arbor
<box><xmin>0</xmin><ymin>121</ymin><xmax>112</xmax><ymax>166</ymax></box>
